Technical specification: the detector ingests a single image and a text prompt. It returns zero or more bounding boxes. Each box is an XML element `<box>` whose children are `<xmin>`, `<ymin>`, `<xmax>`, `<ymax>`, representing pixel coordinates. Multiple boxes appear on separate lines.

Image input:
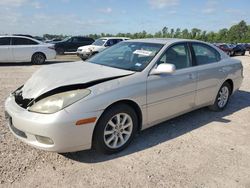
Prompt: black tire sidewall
<box><xmin>210</xmin><ymin>82</ymin><xmax>231</xmax><ymax>111</ymax></box>
<box><xmin>32</xmin><ymin>53</ymin><xmax>45</xmax><ymax>64</ymax></box>
<box><xmin>93</xmin><ymin>104</ymin><xmax>138</xmax><ymax>154</ymax></box>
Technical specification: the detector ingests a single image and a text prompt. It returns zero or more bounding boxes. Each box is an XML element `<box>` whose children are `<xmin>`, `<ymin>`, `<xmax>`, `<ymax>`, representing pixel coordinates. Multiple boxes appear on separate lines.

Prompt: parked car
<box><xmin>54</xmin><ymin>36</ymin><xmax>94</xmax><ymax>55</ymax></box>
<box><xmin>217</xmin><ymin>44</ymin><xmax>245</xmax><ymax>56</ymax></box>
<box><xmin>0</xmin><ymin>36</ymin><xmax>56</xmax><ymax>64</ymax></box>
<box><xmin>241</xmin><ymin>43</ymin><xmax>250</xmax><ymax>52</ymax></box>
<box><xmin>77</xmin><ymin>37</ymin><xmax>129</xmax><ymax>60</ymax></box>
<box><xmin>216</xmin><ymin>44</ymin><xmax>234</xmax><ymax>56</ymax></box>
<box><xmin>45</xmin><ymin>38</ymin><xmax>62</xmax><ymax>43</ymax></box>
<box><xmin>232</xmin><ymin>44</ymin><xmax>246</xmax><ymax>56</ymax></box>
<box><xmin>5</xmin><ymin>39</ymin><xmax>243</xmax><ymax>154</ymax></box>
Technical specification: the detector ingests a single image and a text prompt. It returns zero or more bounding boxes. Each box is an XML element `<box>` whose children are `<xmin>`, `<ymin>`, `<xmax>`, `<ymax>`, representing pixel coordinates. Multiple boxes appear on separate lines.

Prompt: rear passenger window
<box><xmin>12</xmin><ymin>38</ymin><xmax>38</xmax><ymax>45</ymax></box>
<box><xmin>0</xmin><ymin>37</ymin><xmax>11</xmax><ymax>45</ymax></box>
<box><xmin>157</xmin><ymin>44</ymin><xmax>191</xmax><ymax>70</ymax></box>
<box><xmin>192</xmin><ymin>43</ymin><xmax>220</xmax><ymax>65</ymax></box>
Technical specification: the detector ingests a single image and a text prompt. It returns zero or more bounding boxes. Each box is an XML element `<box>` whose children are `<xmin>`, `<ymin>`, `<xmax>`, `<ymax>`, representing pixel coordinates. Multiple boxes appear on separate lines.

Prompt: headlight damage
<box><xmin>28</xmin><ymin>89</ymin><xmax>90</xmax><ymax>114</ymax></box>
<box><xmin>13</xmin><ymin>86</ymin><xmax>90</xmax><ymax>114</ymax></box>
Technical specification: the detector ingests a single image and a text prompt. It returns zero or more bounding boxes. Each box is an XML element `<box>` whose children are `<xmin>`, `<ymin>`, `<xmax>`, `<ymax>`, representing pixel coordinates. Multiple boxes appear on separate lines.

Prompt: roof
<box><xmin>128</xmin><ymin>38</ymin><xmax>200</xmax><ymax>44</ymax></box>
<box><xmin>99</xmin><ymin>37</ymin><xmax>130</xmax><ymax>40</ymax></box>
<box><xmin>0</xmin><ymin>35</ymin><xmax>42</xmax><ymax>43</ymax></box>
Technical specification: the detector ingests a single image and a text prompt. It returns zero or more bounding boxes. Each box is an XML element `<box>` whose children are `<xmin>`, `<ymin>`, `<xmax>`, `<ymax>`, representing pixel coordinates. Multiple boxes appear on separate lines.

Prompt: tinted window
<box><xmin>106</xmin><ymin>39</ymin><xmax>115</xmax><ymax>46</ymax></box>
<box><xmin>72</xmin><ymin>37</ymin><xmax>80</xmax><ymax>43</ymax></box>
<box><xmin>12</xmin><ymin>38</ymin><xmax>38</xmax><ymax>45</ymax></box>
<box><xmin>93</xmin><ymin>39</ymin><xmax>107</xmax><ymax>46</ymax></box>
<box><xmin>157</xmin><ymin>43</ymin><xmax>191</xmax><ymax>70</ymax></box>
<box><xmin>192</xmin><ymin>43</ymin><xmax>220</xmax><ymax>65</ymax></box>
<box><xmin>0</xmin><ymin>37</ymin><xmax>11</xmax><ymax>45</ymax></box>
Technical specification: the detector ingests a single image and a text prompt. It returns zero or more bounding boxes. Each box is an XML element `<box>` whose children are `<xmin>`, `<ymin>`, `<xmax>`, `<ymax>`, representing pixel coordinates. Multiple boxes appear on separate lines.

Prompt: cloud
<box><xmin>202</xmin><ymin>8</ymin><xmax>216</xmax><ymax>14</ymax></box>
<box><xmin>0</xmin><ymin>0</ymin><xmax>28</xmax><ymax>6</ymax></box>
<box><xmin>148</xmin><ymin>0</ymin><xmax>179</xmax><ymax>9</ymax></box>
<box><xmin>202</xmin><ymin>0</ymin><xmax>218</xmax><ymax>14</ymax></box>
<box><xmin>98</xmin><ymin>7</ymin><xmax>113</xmax><ymax>14</ymax></box>
<box><xmin>0</xmin><ymin>0</ymin><xmax>41</xmax><ymax>8</ymax></box>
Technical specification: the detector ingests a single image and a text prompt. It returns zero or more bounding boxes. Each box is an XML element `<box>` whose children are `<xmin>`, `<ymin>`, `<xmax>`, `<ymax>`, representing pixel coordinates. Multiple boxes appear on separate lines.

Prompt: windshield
<box><xmin>62</xmin><ymin>37</ymin><xmax>71</xmax><ymax>42</ymax></box>
<box><xmin>88</xmin><ymin>42</ymin><xmax>163</xmax><ymax>72</ymax></box>
<box><xmin>92</xmin><ymin>39</ymin><xmax>107</xmax><ymax>46</ymax></box>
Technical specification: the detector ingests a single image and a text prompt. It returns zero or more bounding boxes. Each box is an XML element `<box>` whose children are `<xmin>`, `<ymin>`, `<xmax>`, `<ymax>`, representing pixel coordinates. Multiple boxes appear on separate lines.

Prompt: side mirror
<box><xmin>150</xmin><ymin>63</ymin><xmax>176</xmax><ymax>75</ymax></box>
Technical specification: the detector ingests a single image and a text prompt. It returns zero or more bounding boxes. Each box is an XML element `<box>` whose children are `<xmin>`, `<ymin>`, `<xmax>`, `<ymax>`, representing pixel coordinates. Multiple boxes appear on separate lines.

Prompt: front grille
<box><xmin>9</xmin><ymin>117</ymin><xmax>27</xmax><ymax>139</ymax></box>
<box><xmin>14</xmin><ymin>90</ymin><xmax>33</xmax><ymax>109</ymax></box>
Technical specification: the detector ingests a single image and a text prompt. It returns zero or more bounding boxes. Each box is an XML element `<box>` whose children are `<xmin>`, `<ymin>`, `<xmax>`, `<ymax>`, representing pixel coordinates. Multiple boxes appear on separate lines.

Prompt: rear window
<box><xmin>12</xmin><ymin>38</ymin><xmax>38</xmax><ymax>45</ymax></box>
<box><xmin>0</xmin><ymin>37</ymin><xmax>11</xmax><ymax>45</ymax></box>
<box><xmin>192</xmin><ymin>43</ymin><xmax>221</xmax><ymax>65</ymax></box>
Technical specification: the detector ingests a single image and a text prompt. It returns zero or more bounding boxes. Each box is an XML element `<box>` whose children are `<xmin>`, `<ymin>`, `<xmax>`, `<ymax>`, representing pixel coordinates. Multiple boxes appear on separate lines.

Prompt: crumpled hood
<box><xmin>21</xmin><ymin>61</ymin><xmax>134</xmax><ymax>99</ymax></box>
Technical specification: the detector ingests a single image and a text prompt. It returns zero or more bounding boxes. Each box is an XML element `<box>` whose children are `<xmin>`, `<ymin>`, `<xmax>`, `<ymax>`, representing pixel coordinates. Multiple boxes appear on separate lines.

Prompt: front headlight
<box><xmin>28</xmin><ymin>89</ymin><xmax>91</xmax><ymax>114</ymax></box>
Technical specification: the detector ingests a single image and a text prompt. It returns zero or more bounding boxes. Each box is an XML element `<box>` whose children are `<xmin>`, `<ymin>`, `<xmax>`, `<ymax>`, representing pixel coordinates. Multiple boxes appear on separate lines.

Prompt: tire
<box><xmin>32</xmin><ymin>53</ymin><xmax>46</xmax><ymax>64</ymax></box>
<box><xmin>209</xmin><ymin>82</ymin><xmax>231</xmax><ymax>111</ymax></box>
<box><xmin>93</xmin><ymin>104</ymin><xmax>138</xmax><ymax>154</ymax></box>
<box><xmin>91</xmin><ymin>51</ymin><xmax>98</xmax><ymax>57</ymax></box>
<box><xmin>241</xmin><ymin>51</ymin><xmax>245</xmax><ymax>56</ymax></box>
<box><xmin>81</xmin><ymin>57</ymin><xmax>88</xmax><ymax>61</ymax></box>
<box><xmin>56</xmin><ymin>48</ymin><xmax>64</xmax><ymax>55</ymax></box>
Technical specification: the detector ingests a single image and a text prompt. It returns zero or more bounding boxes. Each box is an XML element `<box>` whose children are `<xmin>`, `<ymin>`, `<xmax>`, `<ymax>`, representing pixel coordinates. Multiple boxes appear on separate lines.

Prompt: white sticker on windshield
<box><xmin>135</xmin><ymin>63</ymin><xmax>142</xmax><ymax>67</ymax></box>
<box><xmin>133</xmin><ymin>50</ymin><xmax>153</xmax><ymax>56</ymax></box>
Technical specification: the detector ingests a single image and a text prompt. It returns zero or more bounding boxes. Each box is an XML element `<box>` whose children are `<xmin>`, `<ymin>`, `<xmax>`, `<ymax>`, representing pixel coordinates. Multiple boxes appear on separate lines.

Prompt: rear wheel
<box><xmin>241</xmin><ymin>51</ymin><xmax>245</xmax><ymax>56</ymax></box>
<box><xmin>209</xmin><ymin>82</ymin><xmax>231</xmax><ymax>111</ymax></box>
<box><xmin>93</xmin><ymin>104</ymin><xmax>138</xmax><ymax>154</ymax></box>
<box><xmin>32</xmin><ymin>53</ymin><xmax>46</xmax><ymax>64</ymax></box>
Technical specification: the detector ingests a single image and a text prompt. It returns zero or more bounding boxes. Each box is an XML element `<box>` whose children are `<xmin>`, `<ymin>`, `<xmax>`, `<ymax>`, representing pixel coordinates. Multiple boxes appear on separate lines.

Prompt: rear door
<box><xmin>0</xmin><ymin>37</ymin><xmax>12</xmax><ymax>62</ymax></box>
<box><xmin>11</xmin><ymin>37</ymin><xmax>39</xmax><ymax>61</ymax></box>
<box><xmin>190</xmin><ymin>42</ymin><xmax>226</xmax><ymax>106</ymax></box>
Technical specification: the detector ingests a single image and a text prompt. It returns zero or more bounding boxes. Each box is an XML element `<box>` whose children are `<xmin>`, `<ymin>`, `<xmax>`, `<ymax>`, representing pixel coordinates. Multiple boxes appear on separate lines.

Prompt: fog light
<box><xmin>35</xmin><ymin>135</ymin><xmax>54</xmax><ymax>145</ymax></box>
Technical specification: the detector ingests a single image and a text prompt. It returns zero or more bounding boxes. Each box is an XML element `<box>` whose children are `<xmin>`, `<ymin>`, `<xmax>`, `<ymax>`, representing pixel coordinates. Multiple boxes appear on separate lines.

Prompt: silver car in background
<box><xmin>5</xmin><ymin>39</ymin><xmax>243</xmax><ymax>154</ymax></box>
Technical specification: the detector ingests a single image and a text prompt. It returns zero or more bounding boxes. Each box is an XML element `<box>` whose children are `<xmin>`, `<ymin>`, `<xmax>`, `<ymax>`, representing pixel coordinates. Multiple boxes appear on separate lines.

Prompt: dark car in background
<box><xmin>242</xmin><ymin>43</ymin><xmax>250</xmax><ymax>53</ymax></box>
<box><xmin>217</xmin><ymin>44</ymin><xmax>234</xmax><ymax>56</ymax></box>
<box><xmin>54</xmin><ymin>36</ymin><xmax>94</xmax><ymax>55</ymax></box>
<box><xmin>232</xmin><ymin>45</ymin><xmax>246</xmax><ymax>56</ymax></box>
<box><xmin>217</xmin><ymin>44</ymin><xmax>246</xmax><ymax>56</ymax></box>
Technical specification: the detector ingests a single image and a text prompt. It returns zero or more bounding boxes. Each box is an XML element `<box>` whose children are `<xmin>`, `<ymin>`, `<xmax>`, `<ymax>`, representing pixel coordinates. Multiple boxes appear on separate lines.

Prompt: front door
<box><xmin>0</xmin><ymin>37</ymin><xmax>12</xmax><ymax>62</ymax></box>
<box><xmin>146</xmin><ymin>43</ymin><xmax>197</xmax><ymax>127</ymax></box>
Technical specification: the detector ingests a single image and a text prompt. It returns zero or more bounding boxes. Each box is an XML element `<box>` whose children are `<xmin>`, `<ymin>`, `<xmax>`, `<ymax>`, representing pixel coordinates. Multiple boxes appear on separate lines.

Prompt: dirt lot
<box><xmin>0</xmin><ymin>54</ymin><xmax>250</xmax><ymax>188</ymax></box>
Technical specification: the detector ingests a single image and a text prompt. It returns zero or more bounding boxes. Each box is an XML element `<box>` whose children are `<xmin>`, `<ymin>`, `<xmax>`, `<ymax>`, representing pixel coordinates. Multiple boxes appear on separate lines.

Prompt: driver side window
<box><xmin>157</xmin><ymin>43</ymin><xmax>191</xmax><ymax>70</ymax></box>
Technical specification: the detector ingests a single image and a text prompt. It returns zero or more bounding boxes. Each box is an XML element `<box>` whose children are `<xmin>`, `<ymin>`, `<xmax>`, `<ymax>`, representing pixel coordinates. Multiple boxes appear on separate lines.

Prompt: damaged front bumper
<box><xmin>4</xmin><ymin>95</ymin><xmax>102</xmax><ymax>153</ymax></box>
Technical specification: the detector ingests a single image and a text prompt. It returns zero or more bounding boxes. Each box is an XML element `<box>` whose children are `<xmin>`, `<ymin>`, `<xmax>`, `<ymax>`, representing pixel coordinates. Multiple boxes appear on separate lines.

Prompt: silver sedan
<box><xmin>5</xmin><ymin>39</ymin><xmax>243</xmax><ymax>154</ymax></box>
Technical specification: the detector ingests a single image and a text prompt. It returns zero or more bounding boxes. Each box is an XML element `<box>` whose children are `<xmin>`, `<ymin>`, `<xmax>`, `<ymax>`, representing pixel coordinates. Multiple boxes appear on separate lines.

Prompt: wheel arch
<box><xmin>92</xmin><ymin>99</ymin><xmax>143</xmax><ymax>147</ymax></box>
<box><xmin>224</xmin><ymin>79</ymin><xmax>234</xmax><ymax>95</ymax></box>
<box><xmin>32</xmin><ymin>51</ymin><xmax>47</xmax><ymax>60</ymax></box>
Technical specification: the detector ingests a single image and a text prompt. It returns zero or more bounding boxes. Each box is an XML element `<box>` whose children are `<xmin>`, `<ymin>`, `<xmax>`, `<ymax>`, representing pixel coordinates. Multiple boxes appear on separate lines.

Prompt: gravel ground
<box><xmin>0</xmin><ymin>55</ymin><xmax>250</xmax><ymax>188</ymax></box>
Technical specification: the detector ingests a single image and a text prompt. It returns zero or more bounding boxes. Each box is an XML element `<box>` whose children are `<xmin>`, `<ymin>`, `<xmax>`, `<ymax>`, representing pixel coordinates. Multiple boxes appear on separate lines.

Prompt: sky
<box><xmin>0</xmin><ymin>0</ymin><xmax>249</xmax><ymax>36</ymax></box>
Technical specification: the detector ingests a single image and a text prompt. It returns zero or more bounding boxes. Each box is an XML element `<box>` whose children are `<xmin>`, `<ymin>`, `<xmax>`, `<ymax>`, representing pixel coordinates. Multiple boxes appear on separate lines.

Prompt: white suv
<box><xmin>0</xmin><ymin>36</ymin><xmax>56</xmax><ymax>64</ymax></box>
<box><xmin>77</xmin><ymin>37</ymin><xmax>129</xmax><ymax>60</ymax></box>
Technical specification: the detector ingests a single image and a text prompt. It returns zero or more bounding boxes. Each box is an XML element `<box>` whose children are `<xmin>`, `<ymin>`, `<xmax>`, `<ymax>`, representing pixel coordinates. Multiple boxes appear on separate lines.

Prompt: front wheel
<box><xmin>209</xmin><ymin>82</ymin><xmax>231</xmax><ymax>111</ymax></box>
<box><xmin>93</xmin><ymin>104</ymin><xmax>138</xmax><ymax>154</ymax></box>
